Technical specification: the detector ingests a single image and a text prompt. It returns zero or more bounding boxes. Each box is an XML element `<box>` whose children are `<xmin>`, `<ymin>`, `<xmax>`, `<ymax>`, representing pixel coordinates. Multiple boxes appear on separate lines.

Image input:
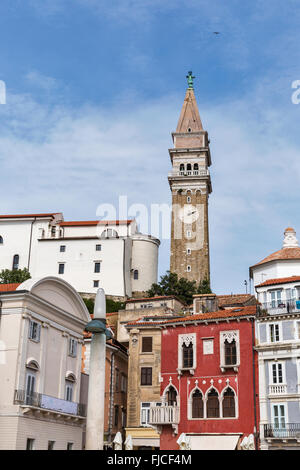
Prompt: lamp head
<box><xmin>94</xmin><ymin>288</ymin><xmax>106</xmax><ymax>321</ymax></box>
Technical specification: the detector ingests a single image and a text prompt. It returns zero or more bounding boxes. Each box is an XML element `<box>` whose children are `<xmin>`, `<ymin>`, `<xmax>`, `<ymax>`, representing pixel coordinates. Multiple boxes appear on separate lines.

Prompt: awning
<box><xmin>188</xmin><ymin>434</ymin><xmax>241</xmax><ymax>450</ymax></box>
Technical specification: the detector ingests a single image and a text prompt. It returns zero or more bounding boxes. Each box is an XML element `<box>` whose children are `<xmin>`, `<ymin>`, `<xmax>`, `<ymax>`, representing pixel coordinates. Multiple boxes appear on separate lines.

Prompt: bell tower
<box><xmin>169</xmin><ymin>72</ymin><xmax>212</xmax><ymax>285</ymax></box>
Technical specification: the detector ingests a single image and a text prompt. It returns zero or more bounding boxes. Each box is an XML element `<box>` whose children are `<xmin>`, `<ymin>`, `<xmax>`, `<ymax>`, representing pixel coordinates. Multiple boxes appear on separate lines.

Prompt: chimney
<box><xmin>193</xmin><ymin>293</ymin><xmax>218</xmax><ymax>314</ymax></box>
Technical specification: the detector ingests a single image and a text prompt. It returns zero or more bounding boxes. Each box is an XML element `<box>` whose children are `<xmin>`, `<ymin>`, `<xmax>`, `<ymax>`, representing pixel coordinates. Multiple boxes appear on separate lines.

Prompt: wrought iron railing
<box><xmin>14</xmin><ymin>389</ymin><xmax>87</xmax><ymax>417</ymax></box>
<box><xmin>264</xmin><ymin>423</ymin><xmax>300</xmax><ymax>439</ymax></box>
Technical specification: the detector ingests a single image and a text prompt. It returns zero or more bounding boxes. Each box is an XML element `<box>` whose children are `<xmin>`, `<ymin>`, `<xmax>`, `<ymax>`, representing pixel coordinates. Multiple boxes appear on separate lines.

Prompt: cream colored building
<box><xmin>0</xmin><ymin>276</ymin><xmax>90</xmax><ymax>450</ymax></box>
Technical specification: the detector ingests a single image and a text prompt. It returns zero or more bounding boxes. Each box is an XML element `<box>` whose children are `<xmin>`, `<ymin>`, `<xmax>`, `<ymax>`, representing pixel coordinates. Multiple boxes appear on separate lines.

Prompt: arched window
<box><xmin>100</xmin><ymin>229</ymin><xmax>119</xmax><ymax>238</ymax></box>
<box><xmin>193</xmin><ymin>163</ymin><xmax>199</xmax><ymax>175</ymax></box>
<box><xmin>192</xmin><ymin>389</ymin><xmax>204</xmax><ymax>418</ymax></box>
<box><xmin>207</xmin><ymin>388</ymin><xmax>220</xmax><ymax>418</ymax></box>
<box><xmin>225</xmin><ymin>339</ymin><xmax>237</xmax><ymax>366</ymax></box>
<box><xmin>0</xmin><ymin>236</ymin><xmax>3</xmax><ymax>244</ymax></box>
<box><xmin>222</xmin><ymin>388</ymin><xmax>236</xmax><ymax>418</ymax></box>
<box><xmin>179</xmin><ymin>164</ymin><xmax>185</xmax><ymax>174</ymax></box>
<box><xmin>186</xmin><ymin>163</ymin><xmax>192</xmax><ymax>174</ymax></box>
<box><xmin>182</xmin><ymin>342</ymin><xmax>193</xmax><ymax>369</ymax></box>
<box><xmin>12</xmin><ymin>254</ymin><xmax>19</xmax><ymax>270</ymax></box>
<box><xmin>166</xmin><ymin>386</ymin><xmax>177</xmax><ymax>406</ymax></box>
<box><xmin>133</xmin><ymin>269</ymin><xmax>139</xmax><ymax>280</ymax></box>
<box><xmin>65</xmin><ymin>373</ymin><xmax>76</xmax><ymax>402</ymax></box>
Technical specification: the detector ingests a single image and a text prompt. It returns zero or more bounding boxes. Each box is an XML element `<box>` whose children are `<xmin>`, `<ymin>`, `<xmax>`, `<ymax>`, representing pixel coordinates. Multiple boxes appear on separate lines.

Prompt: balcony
<box><xmin>168</xmin><ymin>170</ymin><xmax>209</xmax><ymax>178</ymax></box>
<box><xmin>264</xmin><ymin>423</ymin><xmax>300</xmax><ymax>440</ymax></box>
<box><xmin>14</xmin><ymin>390</ymin><xmax>86</xmax><ymax>418</ymax></box>
<box><xmin>260</xmin><ymin>300</ymin><xmax>300</xmax><ymax>316</ymax></box>
<box><xmin>268</xmin><ymin>384</ymin><xmax>287</xmax><ymax>396</ymax></box>
<box><xmin>149</xmin><ymin>405</ymin><xmax>180</xmax><ymax>426</ymax></box>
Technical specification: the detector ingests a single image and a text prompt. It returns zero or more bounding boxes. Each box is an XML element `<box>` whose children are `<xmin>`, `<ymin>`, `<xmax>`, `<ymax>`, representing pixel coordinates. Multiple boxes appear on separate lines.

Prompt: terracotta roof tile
<box><xmin>217</xmin><ymin>294</ymin><xmax>257</xmax><ymax>307</ymax></box>
<box><xmin>60</xmin><ymin>220</ymin><xmax>133</xmax><ymax>227</ymax></box>
<box><xmin>256</xmin><ymin>275</ymin><xmax>300</xmax><ymax>288</ymax></box>
<box><xmin>0</xmin><ymin>213</ymin><xmax>58</xmax><ymax>219</ymax></box>
<box><xmin>251</xmin><ymin>247</ymin><xmax>300</xmax><ymax>268</ymax></box>
<box><xmin>126</xmin><ymin>305</ymin><xmax>257</xmax><ymax>327</ymax></box>
<box><xmin>0</xmin><ymin>283</ymin><xmax>21</xmax><ymax>292</ymax></box>
<box><xmin>126</xmin><ymin>295</ymin><xmax>185</xmax><ymax>304</ymax></box>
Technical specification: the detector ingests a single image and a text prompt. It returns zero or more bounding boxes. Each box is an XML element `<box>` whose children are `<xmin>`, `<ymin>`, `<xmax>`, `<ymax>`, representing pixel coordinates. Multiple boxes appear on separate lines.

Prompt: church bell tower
<box><xmin>169</xmin><ymin>72</ymin><xmax>212</xmax><ymax>285</ymax></box>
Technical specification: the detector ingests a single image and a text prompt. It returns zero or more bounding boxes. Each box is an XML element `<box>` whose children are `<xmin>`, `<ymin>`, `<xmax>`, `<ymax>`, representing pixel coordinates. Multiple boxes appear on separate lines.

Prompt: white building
<box><xmin>250</xmin><ymin>228</ymin><xmax>300</xmax><ymax>449</ymax></box>
<box><xmin>0</xmin><ymin>276</ymin><xmax>90</xmax><ymax>450</ymax></box>
<box><xmin>0</xmin><ymin>213</ymin><xmax>160</xmax><ymax>298</ymax></box>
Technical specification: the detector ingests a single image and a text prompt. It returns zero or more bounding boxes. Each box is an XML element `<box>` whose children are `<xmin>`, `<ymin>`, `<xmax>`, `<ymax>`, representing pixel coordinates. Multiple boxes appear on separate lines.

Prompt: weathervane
<box><xmin>186</xmin><ymin>71</ymin><xmax>195</xmax><ymax>89</ymax></box>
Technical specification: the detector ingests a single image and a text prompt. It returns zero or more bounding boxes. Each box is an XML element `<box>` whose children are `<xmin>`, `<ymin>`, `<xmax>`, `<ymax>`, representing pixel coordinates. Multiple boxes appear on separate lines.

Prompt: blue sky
<box><xmin>1</xmin><ymin>0</ymin><xmax>300</xmax><ymax>295</ymax></box>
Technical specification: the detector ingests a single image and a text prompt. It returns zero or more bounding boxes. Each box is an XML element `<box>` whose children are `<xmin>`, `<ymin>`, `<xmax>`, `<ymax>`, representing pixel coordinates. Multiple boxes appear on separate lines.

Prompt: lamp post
<box><xmin>85</xmin><ymin>288</ymin><xmax>112</xmax><ymax>450</ymax></box>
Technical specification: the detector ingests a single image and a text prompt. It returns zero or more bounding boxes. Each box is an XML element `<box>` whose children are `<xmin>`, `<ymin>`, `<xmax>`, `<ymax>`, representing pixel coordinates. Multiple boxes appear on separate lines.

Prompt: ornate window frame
<box><xmin>220</xmin><ymin>330</ymin><xmax>240</xmax><ymax>372</ymax></box>
<box><xmin>187</xmin><ymin>385</ymin><xmax>204</xmax><ymax>420</ymax></box>
<box><xmin>177</xmin><ymin>333</ymin><xmax>196</xmax><ymax>375</ymax></box>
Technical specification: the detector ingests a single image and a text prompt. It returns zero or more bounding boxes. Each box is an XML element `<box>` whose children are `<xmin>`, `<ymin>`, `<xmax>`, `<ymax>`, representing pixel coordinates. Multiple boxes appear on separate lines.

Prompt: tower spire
<box><xmin>176</xmin><ymin>72</ymin><xmax>203</xmax><ymax>134</ymax></box>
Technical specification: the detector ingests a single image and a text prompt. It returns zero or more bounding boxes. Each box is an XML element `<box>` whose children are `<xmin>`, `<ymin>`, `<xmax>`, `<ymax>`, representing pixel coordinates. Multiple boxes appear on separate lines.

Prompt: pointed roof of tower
<box><xmin>176</xmin><ymin>81</ymin><xmax>203</xmax><ymax>133</ymax></box>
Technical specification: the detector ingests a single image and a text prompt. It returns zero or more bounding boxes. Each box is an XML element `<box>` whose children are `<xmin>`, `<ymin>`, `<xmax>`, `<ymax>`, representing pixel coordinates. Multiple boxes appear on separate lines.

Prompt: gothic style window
<box><xmin>192</xmin><ymin>389</ymin><xmax>204</xmax><ymax>418</ymax></box>
<box><xmin>183</xmin><ymin>343</ymin><xmax>193</xmax><ymax>368</ymax></box>
<box><xmin>222</xmin><ymin>388</ymin><xmax>236</xmax><ymax>418</ymax></box>
<box><xmin>224</xmin><ymin>339</ymin><xmax>237</xmax><ymax>366</ymax></box>
<box><xmin>220</xmin><ymin>331</ymin><xmax>240</xmax><ymax>372</ymax></box>
<box><xmin>166</xmin><ymin>386</ymin><xmax>177</xmax><ymax>406</ymax></box>
<box><xmin>178</xmin><ymin>334</ymin><xmax>196</xmax><ymax>373</ymax></box>
<box><xmin>12</xmin><ymin>254</ymin><xmax>19</xmax><ymax>270</ymax></box>
<box><xmin>207</xmin><ymin>388</ymin><xmax>220</xmax><ymax>418</ymax></box>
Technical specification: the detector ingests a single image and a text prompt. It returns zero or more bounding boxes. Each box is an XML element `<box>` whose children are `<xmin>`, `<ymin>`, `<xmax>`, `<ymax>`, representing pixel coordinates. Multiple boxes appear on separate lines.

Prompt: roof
<box><xmin>250</xmin><ymin>247</ymin><xmax>300</xmax><ymax>270</ymax></box>
<box><xmin>217</xmin><ymin>294</ymin><xmax>257</xmax><ymax>307</ymax></box>
<box><xmin>126</xmin><ymin>305</ymin><xmax>257</xmax><ymax>327</ymax></box>
<box><xmin>0</xmin><ymin>213</ymin><xmax>59</xmax><ymax>219</ymax></box>
<box><xmin>125</xmin><ymin>295</ymin><xmax>186</xmax><ymax>305</ymax></box>
<box><xmin>60</xmin><ymin>220</ymin><xmax>133</xmax><ymax>227</ymax></box>
<box><xmin>256</xmin><ymin>275</ymin><xmax>300</xmax><ymax>288</ymax></box>
<box><xmin>0</xmin><ymin>283</ymin><xmax>21</xmax><ymax>292</ymax></box>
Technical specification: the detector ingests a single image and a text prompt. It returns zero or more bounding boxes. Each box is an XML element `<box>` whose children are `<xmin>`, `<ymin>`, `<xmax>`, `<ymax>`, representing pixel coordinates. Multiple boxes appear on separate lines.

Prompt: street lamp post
<box><xmin>84</xmin><ymin>288</ymin><xmax>112</xmax><ymax>450</ymax></box>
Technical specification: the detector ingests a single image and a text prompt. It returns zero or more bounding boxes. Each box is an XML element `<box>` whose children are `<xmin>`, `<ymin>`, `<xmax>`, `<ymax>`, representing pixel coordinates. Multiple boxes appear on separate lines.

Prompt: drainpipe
<box><xmin>108</xmin><ymin>350</ymin><xmax>115</xmax><ymax>445</ymax></box>
<box><xmin>27</xmin><ymin>217</ymin><xmax>36</xmax><ymax>270</ymax></box>
<box><xmin>251</xmin><ymin>316</ymin><xmax>259</xmax><ymax>449</ymax></box>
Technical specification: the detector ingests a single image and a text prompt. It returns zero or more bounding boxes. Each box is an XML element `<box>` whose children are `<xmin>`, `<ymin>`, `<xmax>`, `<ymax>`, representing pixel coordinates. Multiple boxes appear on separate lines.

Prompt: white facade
<box><xmin>0</xmin><ymin>213</ymin><xmax>160</xmax><ymax>297</ymax></box>
<box><xmin>0</xmin><ymin>276</ymin><xmax>90</xmax><ymax>450</ymax></box>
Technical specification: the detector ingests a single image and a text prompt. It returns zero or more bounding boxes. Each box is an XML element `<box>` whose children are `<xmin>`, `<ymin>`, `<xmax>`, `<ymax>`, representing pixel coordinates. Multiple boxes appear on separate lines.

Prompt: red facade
<box><xmin>158</xmin><ymin>307</ymin><xmax>260</xmax><ymax>450</ymax></box>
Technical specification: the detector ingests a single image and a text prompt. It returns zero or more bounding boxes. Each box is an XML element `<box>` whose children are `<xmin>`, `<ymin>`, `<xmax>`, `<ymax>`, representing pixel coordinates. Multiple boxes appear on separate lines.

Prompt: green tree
<box><xmin>147</xmin><ymin>271</ymin><xmax>197</xmax><ymax>305</ymax></box>
<box><xmin>82</xmin><ymin>297</ymin><xmax>125</xmax><ymax>315</ymax></box>
<box><xmin>197</xmin><ymin>278</ymin><xmax>212</xmax><ymax>295</ymax></box>
<box><xmin>0</xmin><ymin>268</ymin><xmax>31</xmax><ymax>284</ymax></box>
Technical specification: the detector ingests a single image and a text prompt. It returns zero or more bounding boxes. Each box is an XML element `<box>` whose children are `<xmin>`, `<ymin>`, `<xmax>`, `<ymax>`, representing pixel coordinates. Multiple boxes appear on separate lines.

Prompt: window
<box><xmin>115</xmin><ymin>369</ymin><xmax>120</xmax><ymax>391</ymax></box>
<box><xmin>142</xmin><ymin>337</ymin><xmax>153</xmax><ymax>353</ymax></box>
<box><xmin>68</xmin><ymin>338</ymin><xmax>78</xmax><ymax>357</ymax></box>
<box><xmin>224</xmin><ymin>339</ymin><xmax>237</xmax><ymax>365</ymax></box>
<box><xmin>269</xmin><ymin>323</ymin><xmax>280</xmax><ymax>342</ymax></box>
<box><xmin>60</xmin><ymin>245</ymin><xmax>66</xmax><ymax>252</ymax></box>
<box><xmin>187</xmin><ymin>265</ymin><xmax>191</xmax><ymax>272</ymax></box>
<box><xmin>94</xmin><ymin>262</ymin><xmax>101</xmax><ymax>273</ymax></box>
<box><xmin>272</xmin><ymin>404</ymin><xmax>286</xmax><ymax>430</ymax></box>
<box><xmin>28</xmin><ymin>320</ymin><xmax>41</xmax><ymax>342</ymax></box>
<box><xmin>121</xmin><ymin>374</ymin><xmax>127</xmax><ymax>393</ymax></box>
<box><xmin>271</xmin><ymin>362</ymin><xmax>283</xmax><ymax>384</ymax></box>
<box><xmin>12</xmin><ymin>254</ymin><xmax>19</xmax><ymax>270</ymax></box>
<box><xmin>114</xmin><ymin>405</ymin><xmax>119</xmax><ymax>427</ymax></box>
<box><xmin>271</xmin><ymin>290</ymin><xmax>282</xmax><ymax>308</ymax></box>
<box><xmin>140</xmin><ymin>402</ymin><xmax>161</xmax><ymax>426</ymax></box>
<box><xmin>222</xmin><ymin>388</ymin><xmax>236</xmax><ymax>418</ymax></box>
<box><xmin>179</xmin><ymin>164</ymin><xmax>185</xmax><ymax>174</ymax></box>
<box><xmin>141</xmin><ymin>367</ymin><xmax>152</xmax><ymax>386</ymax></box>
<box><xmin>96</xmin><ymin>244</ymin><xmax>102</xmax><ymax>251</ymax></box>
<box><xmin>203</xmin><ymin>339</ymin><xmax>214</xmax><ymax>355</ymax></box>
<box><xmin>0</xmin><ymin>236</ymin><xmax>3</xmax><ymax>244</ymax></box>
<box><xmin>48</xmin><ymin>441</ymin><xmax>55</xmax><ymax>450</ymax></box>
<box><xmin>122</xmin><ymin>409</ymin><xmax>127</xmax><ymax>428</ymax></box>
<box><xmin>58</xmin><ymin>263</ymin><xmax>65</xmax><ymax>274</ymax></box>
<box><xmin>193</xmin><ymin>163</ymin><xmax>199</xmax><ymax>174</ymax></box>
<box><xmin>187</xmin><ymin>248</ymin><xmax>191</xmax><ymax>255</ymax></box>
<box><xmin>65</xmin><ymin>376</ymin><xmax>75</xmax><ymax>401</ymax></box>
<box><xmin>133</xmin><ymin>269</ymin><xmax>139</xmax><ymax>280</ymax></box>
<box><xmin>26</xmin><ymin>438</ymin><xmax>35</xmax><ymax>450</ymax></box>
<box><xmin>25</xmin><ymin>372</ymin><xmax>36</xmax><ymax>405</ymax></box>
<box><xmin>166</xmin><ymin>386</ymin><xmax>177</xmax><ymax>406</ymax></box>
<box><xmin>67</xmin><ymin>442</ymin><xmax>73</xmax><ymax>450</ymax></box>
<box><xmin>93</xmin><ymin>280</ymin><xmax>99</xmax><ymax>288</ymax></box>
<box><xmin>192</xmin><ymin>389</ymin><xmax>204</xmax><ymax>418</ymax></box>
<box><xmin>187</xmin><ymin>196</ymin><xmax>191</xmax><ymax>203</ymax></box>
<box><xmin>100</xmin><ymin>229</ymin><xmax>118</xmax><ymax>238</ymax></box>
<box><xmin>207</xmin><ymin>389</ymin><xmax>220</xmax><ymax>418</ymax></box>
<box><xmin>183</xmin><ymin>343</ymin><xmax>193</xmax><ymax>368</ymax></box>
<box><xmin>186</xmin><ymin>163</ymin><xmax>192</xmax><ymax>174</ymax></box>
<box><xmin>186</xmin><ymin>230</ymin><xmax>192</xmax><ymax>238</ymax></box>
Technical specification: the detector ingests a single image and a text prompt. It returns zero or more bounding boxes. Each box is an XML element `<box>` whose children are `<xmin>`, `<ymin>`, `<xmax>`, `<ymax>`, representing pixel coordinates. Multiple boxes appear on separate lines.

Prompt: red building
<box><xmin>148</xmin><ymin>305</ymin><xmax>260</xmax><ymax>450</ymax></box>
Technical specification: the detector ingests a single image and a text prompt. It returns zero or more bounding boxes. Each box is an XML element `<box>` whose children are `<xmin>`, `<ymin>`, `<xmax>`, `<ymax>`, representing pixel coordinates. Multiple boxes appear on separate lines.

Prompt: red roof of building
<box><xmin>251</xmin><ymin>247</ymin><xmax>300</xmax><ymax>269</ymax></box>
<box><xmin>217</xmin><ymin>294</ymin><xmax>257</xmax><ymax>307</ymax></box>
<box><xmin>0</xmin><ymin>283</ymin><xmax>21</xmax><ymax>292</ymax></box>
<box><xmin>126</xmin><ymin>305</ymin><xmax>257</xmax><ymax>327</ymax></box>
<box><xmin>256</xmin><ymin>275</ymin><xmax>300</xmax><ymax>288</ymax></box>
<box><xmin>60</xmin><ymin>220</ymin><xmax>133</xmax><ymax>227</ymax></box>
<box><xmin>126</xmin><ymin>295</ymin><xmax>185</xmax><ymax>305</ymax></box>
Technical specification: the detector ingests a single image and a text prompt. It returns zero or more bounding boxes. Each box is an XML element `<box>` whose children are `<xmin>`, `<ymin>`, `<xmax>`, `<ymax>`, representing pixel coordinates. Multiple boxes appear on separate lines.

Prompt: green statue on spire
<box><xmin>186</xmin><ymin>71</ymin><xmax>195</xmax><ymax>89</ymax></box>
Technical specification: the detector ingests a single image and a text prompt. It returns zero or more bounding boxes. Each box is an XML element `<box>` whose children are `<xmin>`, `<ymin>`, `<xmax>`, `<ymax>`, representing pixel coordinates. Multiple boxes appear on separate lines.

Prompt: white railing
<box><xmin>149</xmin><ymin>405</ymin><xmax>180</xmax><ymax>425</ymax></box>
<box><xmin>168</xmin><ymin>170</ymin><xmax>209</xmax><ymax>178</ymax></box>
<box><xmin>268</xmin><ymin>384</ymin><xmax>287</xmax><ymax>395</ymax></box>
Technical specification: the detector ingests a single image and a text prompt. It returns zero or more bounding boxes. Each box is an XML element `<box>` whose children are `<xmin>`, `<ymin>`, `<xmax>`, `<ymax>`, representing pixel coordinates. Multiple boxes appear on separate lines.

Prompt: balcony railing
<box><xmin>264</xmin><ymin>423</ymin><xmax>300</xmax><ymax>439</ymax></box>
<box><xmin>14</xmin><ymin>389</ymin><xmax>86</xmax><ymax>417</ymax></box>
<box><xmin>268</xmin><ymin>384</ymin><xmax>287</xmax><ymax>395</ymax></box>
<box><xmin>168</xmin><ymin>170</ymin><xmax>209</xmax><ymax>178</ymax></box>
<box><xmin>149</xmin><ymin>405</ymin><xmax>180</xmax><ymax>425</ymax></box>
<box><xmin>260</xmin><ymin>300</ymin><xmax>300</xmax><ymax>316</ymax></box>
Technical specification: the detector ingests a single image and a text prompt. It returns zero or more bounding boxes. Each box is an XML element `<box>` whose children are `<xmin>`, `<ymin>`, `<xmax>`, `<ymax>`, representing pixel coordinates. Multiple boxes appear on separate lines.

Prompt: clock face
<box><xmin>178</xmin><ymin>204</ymin><xmax>199</xmax><ymax>224</ymax></box>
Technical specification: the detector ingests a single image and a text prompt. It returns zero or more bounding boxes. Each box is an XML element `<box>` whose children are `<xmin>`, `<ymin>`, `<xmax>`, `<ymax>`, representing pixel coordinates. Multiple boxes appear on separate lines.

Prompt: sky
<box><xmin>1</xmin><ymin>0</ymin><xmax>300</xmax><ymax>295</ymax></box>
